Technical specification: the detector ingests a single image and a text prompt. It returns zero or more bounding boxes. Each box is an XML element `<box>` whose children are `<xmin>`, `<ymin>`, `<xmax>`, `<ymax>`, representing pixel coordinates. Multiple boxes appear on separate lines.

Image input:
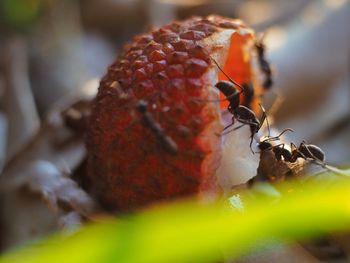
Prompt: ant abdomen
<box><xmin>298</xmin><ymin>144</ymin><xmax>325</xmax><ymax>162</ymax></box>
<box><xmin>214</xmin><ymin>80</ymin><xmax>237</xmax><ymax>96</ymax></box>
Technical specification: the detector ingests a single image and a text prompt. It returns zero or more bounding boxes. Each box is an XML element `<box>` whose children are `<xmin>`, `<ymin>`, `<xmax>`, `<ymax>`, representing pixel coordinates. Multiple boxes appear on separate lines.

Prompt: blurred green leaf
<box><xmin>1</xmin><ymin>174</ymin><xmax>350</xmax><ymax>263</ymax></box>
<box><xmin>2</xmin><ymin>0</ymin><xmax>42</xmax><ymax>28</ymax></box>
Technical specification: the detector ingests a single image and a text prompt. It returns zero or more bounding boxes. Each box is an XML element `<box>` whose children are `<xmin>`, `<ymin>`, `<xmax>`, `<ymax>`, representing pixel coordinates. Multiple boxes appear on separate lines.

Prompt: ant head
<box><xmin>258</xmin><ymin>140</ymin><xmax>272</xmax><ymax>151</ymax></box>
<box><xmin>136</xmin><ymin>100</ymin><xmax>148</xmax><ymax>113</ymax></box>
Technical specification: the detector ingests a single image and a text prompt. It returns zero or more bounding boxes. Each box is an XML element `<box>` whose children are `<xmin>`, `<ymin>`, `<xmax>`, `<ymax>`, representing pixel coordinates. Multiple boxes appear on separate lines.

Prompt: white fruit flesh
<box><xmin>216</xmin><ymin>112</ymin><xmax>260</xmax><ymax>192</ymax></box>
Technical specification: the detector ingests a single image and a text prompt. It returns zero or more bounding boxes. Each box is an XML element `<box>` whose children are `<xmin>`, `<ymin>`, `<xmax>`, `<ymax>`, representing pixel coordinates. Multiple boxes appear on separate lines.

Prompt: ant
<box><xmin>256</xmin><ymin>116</ymin><xmax>324</xmax><ymax>164</ymax></box>
<box><xmin>215</xmin><ymin>80</ymin><xmax>268</xmax><ymax>153</ymax></box>
<box><xmin>258</xmin><ymin>129</ymin><xmax>350</xmax><ymax>176</ymax></box>
<box><xmin>256</xmin><ymin>34</ymin><xmax>273</xmax><ymax>90</ymax></box>
<box><xmin>136</xmin><ymin>100</ymin><xmax>178</xmax><ymax>155</ymax></box>
<box><xmin>293</xmin><ymin>142</ymin><xmax>350</xmax><ymax>176</ymax></box>
<box><xmin>210</xmin><ymin>58</ymin><xmax>268</xmax><ymax>153</ymax></box>
<box><xmin>290</xmin><ymin>141</ymin><xmax>325</xmax><ymax>163</ymax></box>
<box><xmin>258</xmin><ymin>136</ymin><xmax>325</xmax><ymax>164</ymax></box>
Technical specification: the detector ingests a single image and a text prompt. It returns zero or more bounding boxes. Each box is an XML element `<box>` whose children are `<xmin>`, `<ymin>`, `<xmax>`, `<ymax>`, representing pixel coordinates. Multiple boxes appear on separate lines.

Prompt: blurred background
<box><xmin>0</xmin><ymin>0</ymin><xmax>349</xmax><ymax>255</ymax></box>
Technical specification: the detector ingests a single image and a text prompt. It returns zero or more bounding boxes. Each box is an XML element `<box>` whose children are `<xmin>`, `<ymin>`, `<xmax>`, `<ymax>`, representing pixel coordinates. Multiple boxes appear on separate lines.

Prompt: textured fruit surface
<box><xmin>86</xmin><ymin>15</ymin><xmax>258</xmax><ymax>212</ymax></box>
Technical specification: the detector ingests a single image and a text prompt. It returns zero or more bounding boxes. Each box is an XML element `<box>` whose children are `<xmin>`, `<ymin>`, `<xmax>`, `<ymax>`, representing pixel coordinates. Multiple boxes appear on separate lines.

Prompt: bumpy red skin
<box><xmin>86</xmin><ymin>16</ymin><xmax>246</xmax><ymax>212</ymax></box>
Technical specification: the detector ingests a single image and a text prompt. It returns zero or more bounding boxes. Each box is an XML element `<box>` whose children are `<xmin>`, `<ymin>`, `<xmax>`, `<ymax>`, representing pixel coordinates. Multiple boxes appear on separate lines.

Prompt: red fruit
<box><xmin>86</xmin><ymin>15</ymin><xmax>264</xmax><ymax>212</ymax></box>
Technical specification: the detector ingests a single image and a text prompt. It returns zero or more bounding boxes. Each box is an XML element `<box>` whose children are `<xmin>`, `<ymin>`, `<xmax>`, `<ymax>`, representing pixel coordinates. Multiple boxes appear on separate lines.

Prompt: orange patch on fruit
<box><xmin>219</xmin><ymin>32</ymin><xmax>253</xmax><ymax>109</ymax></box>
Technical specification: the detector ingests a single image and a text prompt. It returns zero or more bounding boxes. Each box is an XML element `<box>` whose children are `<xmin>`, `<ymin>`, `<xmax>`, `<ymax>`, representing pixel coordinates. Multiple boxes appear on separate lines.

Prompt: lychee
<box><xmin>86</xmin><ymin>15</ymin><xmax>265</xmax><ymax>213</ymax></box>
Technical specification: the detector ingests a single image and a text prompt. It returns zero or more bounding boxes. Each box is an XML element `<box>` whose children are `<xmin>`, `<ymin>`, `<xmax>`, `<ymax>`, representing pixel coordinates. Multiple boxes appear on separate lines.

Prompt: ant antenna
<box><xmin>210</xmin><ymin>57</ymin><xmax>244</xmax><ymax>92</ymax></box>
<box><xmin>275</xmin><ymin>128</ymin><xmax>294</xmax><ymax>138</ymax></box>
<box><xmin>263</xmin><ymin>128</ymin><xmax>294</xmax><ymax>143</ymax></box>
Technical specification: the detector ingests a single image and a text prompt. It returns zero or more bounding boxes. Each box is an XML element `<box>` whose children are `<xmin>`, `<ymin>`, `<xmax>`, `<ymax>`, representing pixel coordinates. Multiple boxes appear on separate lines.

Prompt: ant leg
<box><xmin>289</xmin><ymin>142</ymin><xmax>301</xmax><ymax>162</ymax></box>
<box><xmin>223</xmin><ymin>119</ymin><xmax>235</xmax><ymax>131</ymax></box>
<box><xmin>223</xmin><ymin>117</ymin><xmax>260</xmax><ymax>152</ymax></box>
<box><xmin>273</xmin><ymin>143</ymin><xmax>285</xmax><ymax>148</ymax></box>
<box><xmin>232</xmin><ymin>123</ymin><xmax>247</xmax><ymax>131</ymax></box>
<box><xmin>297</xmin><ymin>143</ymin><xmax>308</xmax><ymax>160</ymax></box>
<box><xmin>258</xmin><ymin>103</ymin><xmax>269</xmax><ymax>136</ymax></box>
<box><xmin>249</xmin><ymin>136</ymin><xmax>256</xmax><ymax>154</ymax></box>
<box><xmin>235</xmin><ymin>117</ymin><xmax>260</xmax><ymax>127</ymax></box>
<box><xmin>290</xmin><ymin>142</ymin><xmax>298</xmax><ymax>151</ymax></box>
<box><xmin>222</xmin><ymin>117</ymin><xmax>258</xmax><ymax>137</ymax></box>
<box><xmin>221</xmin><ymin>124</ymin><xmax>245</xmax><ymax>136</ymax></box>
<box><xmin>250</xmin><ymin>138</ymin><xmax>254</xmax><ymax>153</ymax></box>
<box><xmin>299</xmin><ymin>142</ymin><xmax>314</xmax><ymax>160</ymax></box>
<box><xmin>228</xmin><ymin>115</ymin><xmax>261</xmax><ymax>154</ymax></box>
<box><xmin>223</xmin><ymin>109</ymin><xmax>260</xmax><ymax>135</ymax></box>
<box><xmin>249</xmin><ymin>123</ymin><xmax>260</xmax><ymax>154</ymax></box>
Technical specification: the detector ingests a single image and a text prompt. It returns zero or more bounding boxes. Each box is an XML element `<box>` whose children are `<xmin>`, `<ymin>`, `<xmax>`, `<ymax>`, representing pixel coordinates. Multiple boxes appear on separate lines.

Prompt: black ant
<box><xmin>290</xmin><ymin>141</ymin><xmax>325</xmax><ymax>163</ymax></box>
<box><xmin>210</xmin><ymin>58</ymin><xmax>268</xmax><ymax>153</ymax></box>
<box><xmin>258</xmin><ymin>130</ymin><xmax>350</xmax><ymax>176</ymax></box>
<box><xmin>256</xmin><ymin>34</ymin><xmax>273</xmax><ymax>90</ymax></box>
<box><xmin>293</xmin><ymin>142</ymin><xmax>350</xmax><ymax>176</ymax></box>
<box><xmin>136</xmin><ymin>100</ymin><xmax>178</xmax><ymax>155</ymax></box>
<box><xmin>215</xmin><ymin>80</ymin><xmax>268</xmax><ymax>153</ymax></box>
<box><xmin>258</xmin><ymin>135</ymin><xmax>325</xmax><ymax>164</ymax></box>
